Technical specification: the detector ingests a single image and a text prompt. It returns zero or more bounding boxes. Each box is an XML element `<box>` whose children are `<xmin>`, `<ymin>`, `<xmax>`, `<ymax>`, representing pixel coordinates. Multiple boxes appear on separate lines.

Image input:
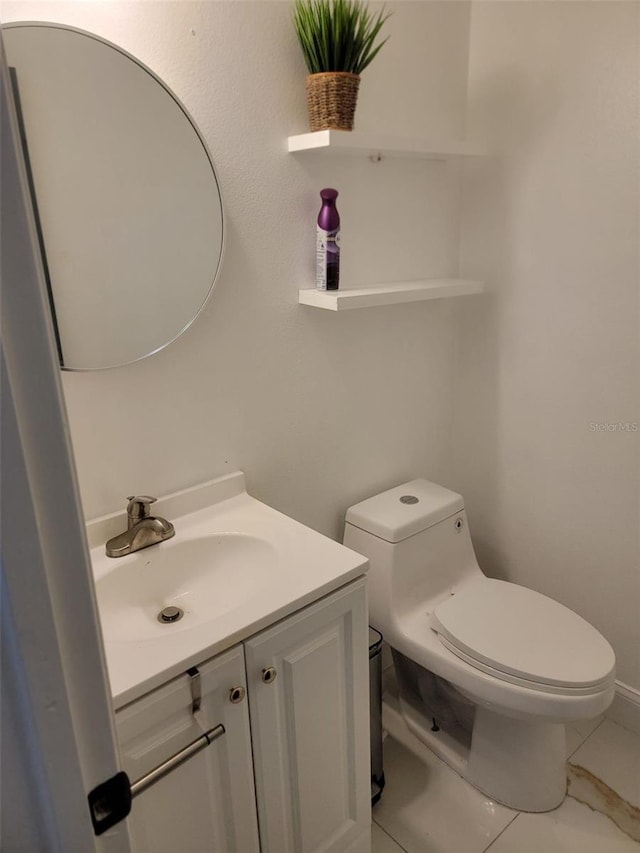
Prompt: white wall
<box><xmin>6</xmin><ymin>0</ymin><xmax>635</xmax><ymax>695</ymax></box>
<box><xmin>2</xmin><ymin>0</ymin><xmax>472</xmax><ymax>537</ymax></box>
<box><xmin>454</xmin><ymin>1</ymin><xmax>639</xmax><ymax>689</ymax></box>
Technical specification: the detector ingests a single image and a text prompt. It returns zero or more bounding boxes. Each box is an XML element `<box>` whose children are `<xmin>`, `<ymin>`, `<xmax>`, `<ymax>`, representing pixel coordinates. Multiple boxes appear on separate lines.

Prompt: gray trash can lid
<box><xmin>369</xmin><ymin>626</ymin><xmax>383</xmax><ymax>653</ymax></box>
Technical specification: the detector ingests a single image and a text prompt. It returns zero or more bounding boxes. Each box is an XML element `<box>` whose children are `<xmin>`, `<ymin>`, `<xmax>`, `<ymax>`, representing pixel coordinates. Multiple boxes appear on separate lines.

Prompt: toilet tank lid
<box><xmin>345</xmin><ymin>479</ymin><xmax>464</xmax><ymax>543</ymax></box>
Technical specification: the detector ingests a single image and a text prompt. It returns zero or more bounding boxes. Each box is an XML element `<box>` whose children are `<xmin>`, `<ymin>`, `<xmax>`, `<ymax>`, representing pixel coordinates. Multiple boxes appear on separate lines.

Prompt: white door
<box><xmin>116</xmin><ymin>646</ymin><xmax>260</xmax><ymax>853</ymax></box>
<box><xmin>244</xmin><ymin>578</ymin><xmax>371</xmax><ymax>853</ymax></box>
<box><xmin>2</xmin><ymin>44</ymin><xmax>131</xmax><ymax>851</ymax></box>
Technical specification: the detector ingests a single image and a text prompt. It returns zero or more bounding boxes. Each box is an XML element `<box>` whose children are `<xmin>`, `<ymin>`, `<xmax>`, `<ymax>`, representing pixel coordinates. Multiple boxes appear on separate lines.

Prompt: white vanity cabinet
<box><xmin>115</xmin><ymin>577</ymin><xmax>370</xmax><ymax>853</ymax></box>
<box><xmin>115</xmin><ymin>645</ymin><xmax>260</xmax><ymax>853</ymax></box>
<box><xmin>245</xmin><ymin>576</ymin><xmax>370</xmax><ymax>853</ymax></box>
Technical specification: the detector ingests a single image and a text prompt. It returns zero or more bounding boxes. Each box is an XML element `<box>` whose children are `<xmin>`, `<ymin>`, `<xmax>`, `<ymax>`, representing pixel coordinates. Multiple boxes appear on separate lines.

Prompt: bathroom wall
<box><xmin>7</xmin><ymin>0</ymin><xmax>636</xmax><ymax>700</ymax></box>
<box><xmin>2</xmin><ymin>0</ymin><xmax>473</xmax><ymax>537</ymax></box>
<box><xmin>453</xmin><ymin>2</ymin><xmax>639</xmax><ymax>690</ymax></box>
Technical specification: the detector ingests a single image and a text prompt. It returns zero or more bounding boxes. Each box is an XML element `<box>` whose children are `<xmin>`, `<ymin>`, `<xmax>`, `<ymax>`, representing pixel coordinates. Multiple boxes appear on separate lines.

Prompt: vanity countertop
<box><xmin>87</xmin><ymin>472</ymin><xmax>368</xmax><ymax>709</ymax></box>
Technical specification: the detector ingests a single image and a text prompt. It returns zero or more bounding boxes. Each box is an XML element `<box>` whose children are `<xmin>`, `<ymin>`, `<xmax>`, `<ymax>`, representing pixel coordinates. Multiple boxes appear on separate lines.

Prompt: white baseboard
<box><xmin>607</xmin><ymin>680</ymin><xmax>640</xmax><ymax>735</ymax></box>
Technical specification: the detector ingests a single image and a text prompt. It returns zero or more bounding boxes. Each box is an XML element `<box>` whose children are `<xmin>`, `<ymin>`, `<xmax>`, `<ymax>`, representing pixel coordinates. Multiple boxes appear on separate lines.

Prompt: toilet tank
<box><xmin>344</xmin><ymin>480</ymin><xmax>482</xmax><ymax>630</ymax></box>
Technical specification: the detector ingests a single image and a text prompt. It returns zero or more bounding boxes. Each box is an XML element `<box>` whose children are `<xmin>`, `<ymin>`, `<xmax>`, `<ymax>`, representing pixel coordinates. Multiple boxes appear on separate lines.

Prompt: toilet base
<box><xmin>396</xmin><ymin>695</ymin><xmax>567</xmax><ymax>812</ymax></box>
<box><xmin>466</xmin><ymin>706</ymin><xmax>566</xmax><ymax>812</ymax></box>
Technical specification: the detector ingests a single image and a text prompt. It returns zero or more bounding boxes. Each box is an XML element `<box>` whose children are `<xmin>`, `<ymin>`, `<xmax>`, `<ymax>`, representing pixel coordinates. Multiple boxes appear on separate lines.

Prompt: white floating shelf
<box><xmin>298</xmin><ymin>279</ymin><xmax>485</xmax><ymax>311</ymax></box>
<box><xmin>288</xmin><ymin>130</ymin><xmax>484</xmax><ymax>159</ymax></box>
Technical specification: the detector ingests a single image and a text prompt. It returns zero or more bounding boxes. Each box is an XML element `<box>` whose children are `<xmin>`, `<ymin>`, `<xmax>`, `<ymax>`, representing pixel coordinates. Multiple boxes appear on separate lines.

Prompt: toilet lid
<box><xmin>432</xmin><ymin>579</ymin><xmax>615</xmax><ymax>689</ymax></box>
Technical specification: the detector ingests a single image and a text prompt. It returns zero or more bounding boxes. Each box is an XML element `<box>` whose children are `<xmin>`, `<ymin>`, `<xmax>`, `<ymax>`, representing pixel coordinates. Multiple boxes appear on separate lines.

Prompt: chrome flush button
<box><xmin>400</xmin><ymin>495</ymin><xmax>419</xmax><ymax>505</ymax></box>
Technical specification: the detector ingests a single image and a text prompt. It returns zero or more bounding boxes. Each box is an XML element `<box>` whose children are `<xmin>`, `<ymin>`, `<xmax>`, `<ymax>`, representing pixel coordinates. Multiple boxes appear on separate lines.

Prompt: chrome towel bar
<box><xmin>130</xmin><ymin>723</ymin><xmax>225</xmax><ymax>799</ymax></box>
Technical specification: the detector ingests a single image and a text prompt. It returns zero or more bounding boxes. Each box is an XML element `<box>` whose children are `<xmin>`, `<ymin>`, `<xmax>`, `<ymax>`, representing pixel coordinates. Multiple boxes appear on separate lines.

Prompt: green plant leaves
<box><xmin>293</xmin><ymin>0</ymin><xmax>391</xmax><ymax>75</ymax></box>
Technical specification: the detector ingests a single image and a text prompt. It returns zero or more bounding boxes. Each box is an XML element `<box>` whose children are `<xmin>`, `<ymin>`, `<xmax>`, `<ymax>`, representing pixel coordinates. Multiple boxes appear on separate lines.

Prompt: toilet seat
<box><xmin>431</xmin><ymin>578</ymin><xmax>615</xmax><ymax>693</ymax></box>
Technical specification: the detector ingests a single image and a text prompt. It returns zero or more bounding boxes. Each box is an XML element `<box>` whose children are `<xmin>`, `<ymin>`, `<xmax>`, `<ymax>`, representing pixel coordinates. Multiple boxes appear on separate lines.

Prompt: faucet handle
<box><xmin>126</xmin><ymin>495</ymin><xmax>157</xmax><ymax>526</ymax></box>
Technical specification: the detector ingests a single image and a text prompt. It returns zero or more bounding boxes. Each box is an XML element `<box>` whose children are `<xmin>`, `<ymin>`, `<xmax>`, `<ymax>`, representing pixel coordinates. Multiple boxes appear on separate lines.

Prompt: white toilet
<box><xmin>344</xmin><ymin>479</ymin><xmax>615</xmax><ymax>812</ymax></box>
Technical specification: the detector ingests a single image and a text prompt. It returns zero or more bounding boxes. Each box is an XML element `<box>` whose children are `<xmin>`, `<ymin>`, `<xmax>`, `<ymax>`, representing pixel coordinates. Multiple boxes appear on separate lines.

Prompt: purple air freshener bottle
<box><xmin>316</xmin><ymin>188</ymin><xmax>340</xmax><ymax>291</ymax></box>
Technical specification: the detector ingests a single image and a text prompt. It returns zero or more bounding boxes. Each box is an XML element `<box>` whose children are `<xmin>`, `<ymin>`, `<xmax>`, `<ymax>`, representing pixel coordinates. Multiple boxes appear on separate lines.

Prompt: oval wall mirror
<box><xmin>3</xmin><ymin>22</ymin><xmax>224</xmax><ymax>370</ymax></box>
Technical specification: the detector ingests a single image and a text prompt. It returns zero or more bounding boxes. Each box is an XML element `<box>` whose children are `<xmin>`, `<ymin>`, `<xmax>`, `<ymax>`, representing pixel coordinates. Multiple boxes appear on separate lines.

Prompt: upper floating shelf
<box><xmin>287</xmin><ymin>130</ymin><xmax>484</xmax><ymax>159</ymax></box>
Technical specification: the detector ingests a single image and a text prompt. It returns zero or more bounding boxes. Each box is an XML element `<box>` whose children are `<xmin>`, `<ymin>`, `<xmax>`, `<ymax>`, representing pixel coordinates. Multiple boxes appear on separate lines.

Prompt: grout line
<box><xmin>480</xmin><ymin>812</ymin><xmax>520</xmax><ymax>853</ymax></box>
<box><xmin>567</xmin><ymin>717</ymin><xmax>606</xmax><ymax>760</ymax></box>
<box><xmin>372</xmin><ymin>817</ymin><xmax>410</xmax><ymax>853</ymax></box>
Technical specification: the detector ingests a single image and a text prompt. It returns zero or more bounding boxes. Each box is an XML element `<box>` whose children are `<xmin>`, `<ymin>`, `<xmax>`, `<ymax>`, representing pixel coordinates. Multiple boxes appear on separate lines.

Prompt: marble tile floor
<box><xmin>371</xmin><ymin>699</ymin><xmax>640</xmax><ymax>853</ymax></box>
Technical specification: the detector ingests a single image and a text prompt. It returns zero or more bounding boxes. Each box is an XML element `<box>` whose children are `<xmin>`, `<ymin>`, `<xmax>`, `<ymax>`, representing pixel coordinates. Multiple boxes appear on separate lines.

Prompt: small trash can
<box><xmin>369</xmin><ymin>626</ymin><xmax>385</xmax><ymax>805</ymax></box>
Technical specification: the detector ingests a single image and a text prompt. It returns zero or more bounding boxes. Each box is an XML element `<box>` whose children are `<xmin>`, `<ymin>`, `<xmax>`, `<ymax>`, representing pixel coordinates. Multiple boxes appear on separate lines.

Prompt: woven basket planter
<box><xmin>306</xmin><ymin>71</ymin><xmax>360</xmax><ymax>131</ymax></box>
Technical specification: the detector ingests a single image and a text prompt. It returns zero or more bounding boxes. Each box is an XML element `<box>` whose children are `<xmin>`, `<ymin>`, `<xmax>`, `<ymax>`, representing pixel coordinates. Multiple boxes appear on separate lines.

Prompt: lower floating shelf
<box><xmin>298</xmin><ymin>279</ymin><xmax>484</xmax><ymax>311</ymax></box>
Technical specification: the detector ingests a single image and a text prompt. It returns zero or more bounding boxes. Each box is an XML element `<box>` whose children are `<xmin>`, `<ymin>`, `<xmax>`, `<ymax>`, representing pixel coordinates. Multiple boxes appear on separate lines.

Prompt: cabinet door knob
<box><xmin>261</xmin><ymin>667</ymin><xmax>277</xmax><ymax>684</ymax></box>
<box><xmin>229</xmin><ymin>686</ymin><xmax>246</xmax><ymax>704</ymax></box>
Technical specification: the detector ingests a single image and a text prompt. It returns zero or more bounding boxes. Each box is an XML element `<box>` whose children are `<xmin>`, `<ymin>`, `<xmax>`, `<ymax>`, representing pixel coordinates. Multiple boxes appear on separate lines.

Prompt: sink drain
<box><xmin>157</xmin><ymin>606</ymin><xmax>184</xmax><ymax>624</ymax></box>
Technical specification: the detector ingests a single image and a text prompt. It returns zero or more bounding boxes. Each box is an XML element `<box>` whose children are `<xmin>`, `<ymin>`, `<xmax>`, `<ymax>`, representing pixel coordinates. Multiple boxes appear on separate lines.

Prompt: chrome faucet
<box><xmin>105</xmin><ymin>495</ymin><xmax>175</xmax><ymax>557</ymax></box>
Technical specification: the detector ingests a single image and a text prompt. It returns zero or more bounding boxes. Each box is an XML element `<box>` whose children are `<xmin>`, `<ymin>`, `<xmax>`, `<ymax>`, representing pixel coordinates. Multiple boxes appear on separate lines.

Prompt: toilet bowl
<box><xmin>344</xmin><ymin>479</ymin><xmax>615</xmax><ymax>812</ymax></box>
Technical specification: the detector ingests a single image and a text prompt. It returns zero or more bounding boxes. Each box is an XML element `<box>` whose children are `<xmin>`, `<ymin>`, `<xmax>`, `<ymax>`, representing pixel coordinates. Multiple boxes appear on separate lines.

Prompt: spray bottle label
<box><xmin>316</xmin><ymin>227</ymin><xmax>341</xmax><ymax>291</ymax></box>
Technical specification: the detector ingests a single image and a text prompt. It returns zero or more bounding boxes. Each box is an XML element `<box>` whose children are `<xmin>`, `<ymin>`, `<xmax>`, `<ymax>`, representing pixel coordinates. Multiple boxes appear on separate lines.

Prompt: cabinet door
<box><xmin>245</xmin><ymin>577</ymin><xmax>370</xmax><ymax>853</ymax></box>
<box><xmin>115</xmin><ymin>645</ymin><xmax>260</xmax><ymax>853</ymax></box>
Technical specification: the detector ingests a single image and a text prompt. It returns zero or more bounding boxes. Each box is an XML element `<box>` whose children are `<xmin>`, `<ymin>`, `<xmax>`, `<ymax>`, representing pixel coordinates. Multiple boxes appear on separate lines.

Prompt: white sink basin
<box><xmin>88</xmin><ymin>471</ymin><xmax>368</xmax><ymax>707</ymax></box>
<box><xmin>96</xmin><ymin>534</ymin><xmax>278</xmax><ymax>642</ymax></box>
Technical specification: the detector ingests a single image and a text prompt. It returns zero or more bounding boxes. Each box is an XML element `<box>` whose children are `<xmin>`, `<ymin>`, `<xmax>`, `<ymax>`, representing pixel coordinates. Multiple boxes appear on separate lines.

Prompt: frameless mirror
<box><xmin>3</xmin><ymin>23</ymin><xmax>224</xmax><ymax>370</ymax></box>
